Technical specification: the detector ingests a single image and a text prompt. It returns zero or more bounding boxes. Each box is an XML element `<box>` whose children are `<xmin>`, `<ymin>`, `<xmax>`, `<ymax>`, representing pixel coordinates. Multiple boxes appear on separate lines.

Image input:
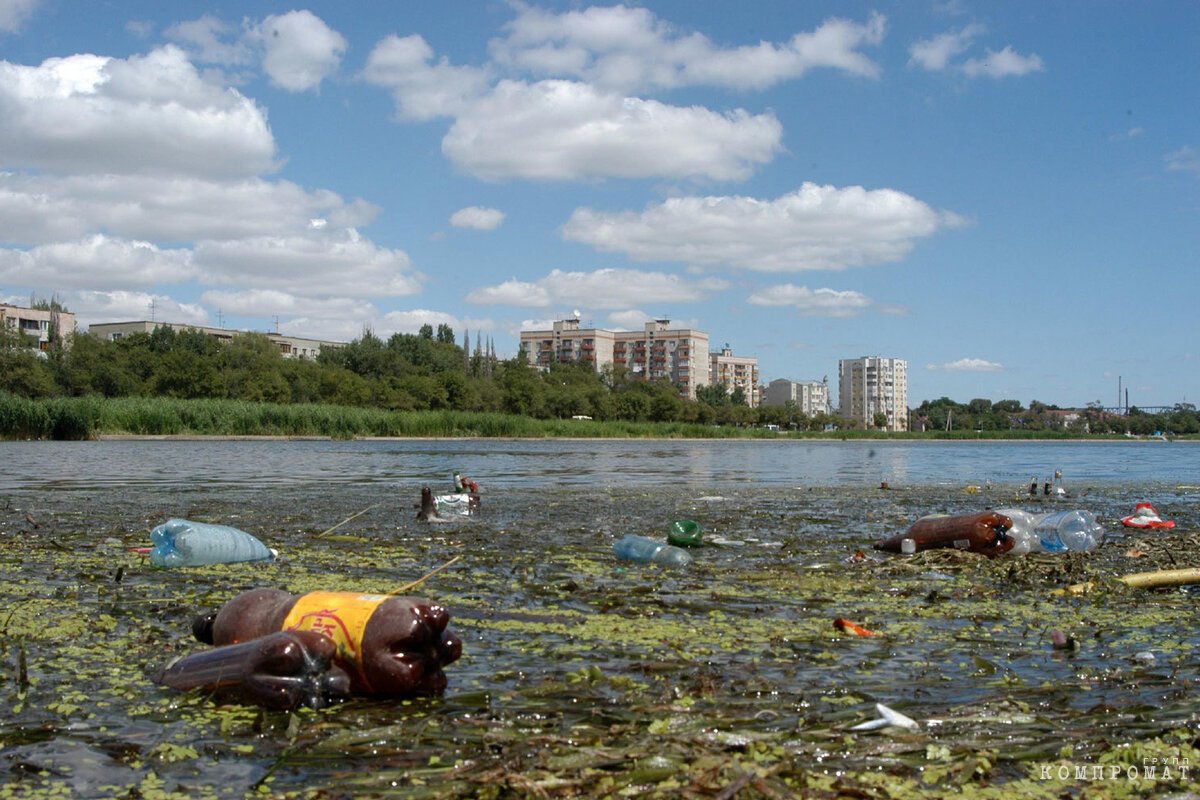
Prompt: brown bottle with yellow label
<box><xmin>874</xmin><ymin>511</ymin><xmax>1014</xmax><ymax>558</ymax></box>
<box><xmin>192</xmin><ymin>589</ymin><xmax>462</xmax><ymax>697</ymax></box>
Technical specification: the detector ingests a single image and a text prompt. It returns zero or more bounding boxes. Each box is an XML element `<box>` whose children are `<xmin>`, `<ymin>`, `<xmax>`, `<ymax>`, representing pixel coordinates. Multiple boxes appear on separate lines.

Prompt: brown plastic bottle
<box><xmin>874</xmin><ymin>511</ymin><xmax>1014</xmax><ymax>558</ymax></box>
<box><xmin>156</xmin><ymin>629</ymin><xmax>352</xmax><ymax>710</ymax></box>
<box><xmin>192</xmin><ymin>589</ymin><xmax>462</xmax><ymax>697</ymax></box>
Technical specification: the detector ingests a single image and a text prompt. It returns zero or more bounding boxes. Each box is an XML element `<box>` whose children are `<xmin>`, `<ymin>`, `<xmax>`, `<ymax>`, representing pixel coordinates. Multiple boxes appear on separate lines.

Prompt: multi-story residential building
<box><xmin>838</xmin><ymin>356</ymin><xmax>908</xmax><ymax>431</ymax></box>
<box><xmin>709</xmin><ymin>345</ymin><xmax>760</xmax><ymax>407</ymax></box>
<box><xmin>762</xmin><ymin>377</ymin><xmax>831</xmax><ymax>416</ymax></box>
<box><xmin>88</xmin><ymin>321</ymin><xmax>342</xmax><ymax>359</ymax></box>
<box><xmin>519</xmin><ymin>318</ymin><xmax>709</xmax><ymax>400</ymax></box>
<box><xmin>517</xmin><ymin>318</ymin><xmax>616</xmax><ymax>373</ymax></box>
<box><xmin>0</xmin><ymin>302</ymin><xmax>76</xmax><ymax>355</ymax></box>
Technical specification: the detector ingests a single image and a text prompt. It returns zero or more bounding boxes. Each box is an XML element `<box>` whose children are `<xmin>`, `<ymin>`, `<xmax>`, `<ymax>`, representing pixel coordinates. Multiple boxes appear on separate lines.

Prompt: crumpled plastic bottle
<box><xmin>613</xmin><ymin>534</ymin><xmax>693</xmax><ymax>566</ymax></box>
<box><xmin>148</xmin><ymin>519</ymin><xmax>275</xmax><ymax>567</ymax></box>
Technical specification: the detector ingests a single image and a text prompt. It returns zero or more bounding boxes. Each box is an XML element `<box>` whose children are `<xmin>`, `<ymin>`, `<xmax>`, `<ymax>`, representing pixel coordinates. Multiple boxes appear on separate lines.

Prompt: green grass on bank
<box><xmin>1</xmin><ymin>392</ymin><xmax>1190</xmax><ymax>441</ymax></box>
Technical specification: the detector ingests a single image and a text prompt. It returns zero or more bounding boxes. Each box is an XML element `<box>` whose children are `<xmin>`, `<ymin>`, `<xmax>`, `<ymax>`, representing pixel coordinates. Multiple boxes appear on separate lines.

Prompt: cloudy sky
<box><xmin>1</xmin><ymin>1</ymin><xmax>1196</xmax><ymax>407</ymax></box>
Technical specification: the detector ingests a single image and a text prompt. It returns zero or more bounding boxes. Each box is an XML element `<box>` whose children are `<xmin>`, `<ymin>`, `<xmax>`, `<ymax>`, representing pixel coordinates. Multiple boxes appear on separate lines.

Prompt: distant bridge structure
<box><xmin>1100</xmin><ymin>406</ymin><xmax>1177</xmax><ymax>415</ymax></box>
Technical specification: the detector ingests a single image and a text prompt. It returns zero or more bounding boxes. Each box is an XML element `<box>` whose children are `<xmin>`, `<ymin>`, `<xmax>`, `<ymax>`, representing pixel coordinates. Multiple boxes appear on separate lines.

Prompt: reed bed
<box><xmin>0</xmin><ymin>393</ymin><xmax>1147</xmax><ymax>441</ymax></box>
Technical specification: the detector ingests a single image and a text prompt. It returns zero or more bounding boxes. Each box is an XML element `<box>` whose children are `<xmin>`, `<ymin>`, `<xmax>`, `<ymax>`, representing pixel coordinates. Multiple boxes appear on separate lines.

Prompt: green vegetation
<box><xmin>3</xmin><ymin>483</ymin><xmax>1198</xmax><ymax>797</ymax></box>
<box><xmin>3</xmin><ymin>322</ymin><xmax>1198</xmax><ymax>439</ymax></box>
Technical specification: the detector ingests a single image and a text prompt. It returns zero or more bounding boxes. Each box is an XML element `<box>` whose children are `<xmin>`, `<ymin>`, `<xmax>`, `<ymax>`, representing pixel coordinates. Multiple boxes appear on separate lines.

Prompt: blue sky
<box><xmin>1</xmin><ymin>1</ymin><xmax>1196</xmax><ymax>408</ymax></box>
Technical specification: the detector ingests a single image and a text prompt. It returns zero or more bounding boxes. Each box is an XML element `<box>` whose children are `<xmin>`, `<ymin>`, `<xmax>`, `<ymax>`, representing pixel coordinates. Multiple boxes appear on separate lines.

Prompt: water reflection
<box><xmin>1</xmin><ymin>438</ymin><xmax>1193</xmax><ymax>492</ymax></box>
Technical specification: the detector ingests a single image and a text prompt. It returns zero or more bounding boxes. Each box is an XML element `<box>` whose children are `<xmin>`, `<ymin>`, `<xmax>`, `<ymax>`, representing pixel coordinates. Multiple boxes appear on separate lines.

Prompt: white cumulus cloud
<box><xmin>0</xmin><ymin>173</ymin><xmax>377</xmax><ymax>244</ymax></box>
<box><xmin>563</xmin><ymin>183</ymin><xmax>964</xmax><ymax>271</ymax></box>
<box><xmin>363</xmin><ymin>33</ymin><xmax>490</xmax><ymax>120</ymax></box>
<box><xmin>466</xmin><ymin>267</ymin><xmax>727</xmax><ymax>309</ymax></box>
<box><xmin>0</xmin><ymin>46</ymin><xmax>276</xmax><ymax>178</ymax></box>
<box><xmin>0</xmin><ymin>0</ymin><xmax>38</xmax><ymax>32</ymax></box>
<box><xmin>908</xmin><ymin>24</ymin><xmax>983</xmax><ymax>71</ymax></box>
<box><xmin>192</xmin><ymin>229</ymin><xmax>420</xmax><ymax>298</ymax></box>
<box><xmin>747</xmin><ymin>285</ymin><xmax>872</xmax><ymax>317</ymax></box>
<box><xmin>442</xmin><ymin>79</ymin><xmax>782</xmax><ymax>181</ymax></box>
<box><xmin>928</xmin><ymin>358</ymin><xmax>1003</xmax><ymax>372</ymax></box>
<box><xmin>450</xmin><ymin>206</ymin><xmax>506</xmax><ymax>230</ymax></box>
<box><xmin>0</xmin><ymin>235</ymin><xmax>195</xmax><ymax>290</ymax></box>
<box><xmin>489</xmin><ymin>6</ymin><xmax>886</xmax><ymax>91</ymax></box>
<box><xmin>250</xmin><ymin>10</ymin><xmax>346</xmax><ymax>92</ymax></box>
<box><xmin>961</xmin><ymin>46</ymin><xmax>1043</xmax><ymax>78</ymax></box>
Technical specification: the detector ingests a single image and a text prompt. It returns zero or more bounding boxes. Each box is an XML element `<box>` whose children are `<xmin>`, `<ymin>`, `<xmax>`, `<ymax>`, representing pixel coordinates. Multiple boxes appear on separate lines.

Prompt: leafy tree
<box><xmin>873</xmin><ymin>411</ymin><xmax>889</xmax><ymax>429</ymax></box>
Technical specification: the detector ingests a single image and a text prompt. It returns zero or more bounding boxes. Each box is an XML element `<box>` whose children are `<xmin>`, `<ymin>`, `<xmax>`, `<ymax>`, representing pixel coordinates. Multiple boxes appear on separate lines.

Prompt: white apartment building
<box><xmin>762</xmin><ymin>377</ymin><xmax>831</xmax><ymax>416</ymax></box>
<box><xmin>519</xmin><ymin>318</ymin><xmax>709</xmax><ymax>400</ymax></box>
<box><xmin>88</xmin><ymin>321</ymin><xmax>342</xmax><ymax>359</ymax></box>
<box><xmin>709</xmin><ymin>346</ymin><xmax>760</xmax><ymax>407</ymax></box>
<box><xmin>1</xmin><ymin>303</ymin><xmax>76</xmax><ymax>355</ymax></box>
<box><xmin>838</xmin><ymin>356</ymin><xmax>908</xmax><ymax>431</ymax></box>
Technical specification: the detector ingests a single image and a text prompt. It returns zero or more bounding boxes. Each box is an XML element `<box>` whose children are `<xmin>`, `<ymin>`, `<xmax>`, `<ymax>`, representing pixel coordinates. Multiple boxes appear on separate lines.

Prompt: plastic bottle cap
<box><xmin>901</xmin><ymin>538</ymin><xmax>916</xmax><ymax>555</ymax></box>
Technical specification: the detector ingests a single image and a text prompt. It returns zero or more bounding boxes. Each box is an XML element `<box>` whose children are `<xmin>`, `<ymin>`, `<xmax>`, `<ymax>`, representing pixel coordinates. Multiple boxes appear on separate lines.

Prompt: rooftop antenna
<box><xmin>273</xmin><ymin>315</ymin><xmax>280</xmax><ymax>334</ymax></box>
<box><xmin>148</xmin><ymin>298</ymin><xmax>156</xmax><ymax>322</ymax></box>
<box><xmin>217</xmin><ymin>309</ymin><xmax>225</xmax><ymax>329</ymax></box>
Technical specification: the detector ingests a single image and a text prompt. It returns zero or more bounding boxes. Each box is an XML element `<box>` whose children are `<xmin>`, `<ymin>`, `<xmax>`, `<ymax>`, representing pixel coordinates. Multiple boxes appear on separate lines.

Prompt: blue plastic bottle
<box><xmin>149</xmin><ymin>519</ymin><xmax>275</xmax><ymax>567</ymax></box>
<box><xmin>613</xmin><ymin>534</ymin><xmax>693</xmax><ymax>567</ymax></box>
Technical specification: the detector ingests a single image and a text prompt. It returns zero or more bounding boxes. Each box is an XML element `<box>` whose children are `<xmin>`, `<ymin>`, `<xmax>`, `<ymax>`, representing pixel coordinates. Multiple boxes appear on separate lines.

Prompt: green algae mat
<box><xmin>1</xmin><ymin>483</ymin><xmax>1198</xmax><ymax>798</ymax></box>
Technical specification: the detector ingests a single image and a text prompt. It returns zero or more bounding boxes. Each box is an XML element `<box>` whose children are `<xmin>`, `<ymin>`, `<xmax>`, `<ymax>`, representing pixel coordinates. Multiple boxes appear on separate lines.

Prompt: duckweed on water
<box><xmin>1</xmin><ymin>482</ymin><xmax>1198</xmax><ymax>798</ymax></box>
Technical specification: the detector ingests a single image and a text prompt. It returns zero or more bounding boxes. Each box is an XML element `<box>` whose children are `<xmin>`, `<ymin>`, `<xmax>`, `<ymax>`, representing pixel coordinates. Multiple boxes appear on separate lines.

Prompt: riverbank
<box><xmin>5</xmin><ymin>393</ymin><xmax>1183</xmax><ymax>442</ymax></box>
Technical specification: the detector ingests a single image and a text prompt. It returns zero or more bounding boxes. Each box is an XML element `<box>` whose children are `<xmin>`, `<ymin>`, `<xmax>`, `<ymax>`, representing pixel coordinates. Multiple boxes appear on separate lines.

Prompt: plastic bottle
<box><xmin>155</xmin><ymin>630</ymin><xmax>352</xmax><ymax>710</ymax></box>
<box><xmin>873</xmin><ymin>511</ymin><xmax>1013</xmax><ymax>558</ymax></box>
<box><xmin>993</xmin><ymin>509</ymin><xmax>1044</xmax><ymax>556</ymax></box>
<box><xmin>1034</xmin><ymin>510</ymin><xmax>1104</xmax><ymax>553</ymax></box>
<box><xmin>148</xmin><ymin>519</ymin><xmax>275</xmax><ymax>567</ymax></box>
<box><xmin>613</xmin><ymin>534</ymin><xmax>693</xmax><ymax>566</ymax></box>
<box><xmin>191</xmin><ymin>589</ymin><xmax>463</xmax><ymax>697</ymax></box>
<box><xmin>668</xmin><ymin>519</ymin><xmax>702</xmax><ymax>547</ymax></box>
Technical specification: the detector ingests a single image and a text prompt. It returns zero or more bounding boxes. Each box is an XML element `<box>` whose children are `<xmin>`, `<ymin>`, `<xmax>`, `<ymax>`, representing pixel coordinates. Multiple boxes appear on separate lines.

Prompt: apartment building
<box><xmin>837</xmin><ymin>356</ymin><xmax>908</xmax><ymax>431</ymax></box>
<box><xmin>88</xmin><ymin>321</ymin><xmax>342</xmax><ymax>359</ymax></box>
<box><xmin>517</xmin><ymin>318</ymin><xmax>616</xmax><ymax>373</ymax></box>
<box><xmin>1</xmin><ymin>302</ymin><xmax>76</xmax><ymax>355</ymax></box>
<box><xmin>709</xmin><ymin>346</ymin><xmax>760</xmax><ymax>407</ymax></box>
<box><xmin>762</xmin><ymin>377</ymin><xmax>831</xmax><ymax>416</ymax></box>
<box><xmin>519</xmin><ymin>318</ymin><xmax>709</xmax><ymax>400</ymax></box>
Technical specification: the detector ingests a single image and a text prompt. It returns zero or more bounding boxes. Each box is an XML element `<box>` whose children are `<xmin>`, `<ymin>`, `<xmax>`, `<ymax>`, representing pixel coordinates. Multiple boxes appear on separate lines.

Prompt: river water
<box><xmin>3</xmin><ymin>437</ymin><xmax>1196</xmax><ymax>492</ymax></box>
<box><xmin>1</xmin><ymin>438</ymin><xmax>1197</xmax><ymax>797</ymax></box>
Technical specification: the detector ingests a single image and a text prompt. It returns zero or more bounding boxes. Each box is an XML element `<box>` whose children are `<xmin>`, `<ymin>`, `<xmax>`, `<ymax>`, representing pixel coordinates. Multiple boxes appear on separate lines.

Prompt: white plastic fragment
<box><xmin>851</xmin><ymin>703</ymin><xmax>920</xmax><ymax>731</ymax></box>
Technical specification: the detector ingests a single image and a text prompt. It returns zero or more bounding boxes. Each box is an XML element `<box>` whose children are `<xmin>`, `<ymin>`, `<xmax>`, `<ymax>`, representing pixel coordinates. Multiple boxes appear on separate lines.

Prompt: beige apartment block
<box><xmin>762</xmin><ymin>377</ymin><xmax>831</xmax><ymax>416</ymax></box>
<box><xmin>838</xmin><ymin>356</ymin><xmax>908</xmax><ymax>431</ymax></box>
<box><xmin>1</xmin><ymin>303</ymin><xmax>76</xmax><ymax>355</ymax></box>
<box><xmin>709</xmin><ymin>346</ymin><xmax>760</xmax><ymax>407</ymax></box>
<box><xmin>88</xmin><ymin>321</ymin><xmax>343</xmax><ymax>359</ymax></box>
<box><xmin>519</xmin><ymin>318</ymin><xmax>709</xmax><ymax>400</ymax></box>
<box><xmin>518</xmin><ymin>318</ymin><xmax>616</xmax><ymax>373</ymax></box>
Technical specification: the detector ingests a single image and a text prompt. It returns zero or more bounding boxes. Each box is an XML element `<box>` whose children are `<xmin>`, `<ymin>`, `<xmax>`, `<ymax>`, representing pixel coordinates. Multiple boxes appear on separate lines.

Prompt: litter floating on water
<box><xmin>145</xmin><ymin>519</ymin><xmax>275</xmax><ymax>568</ymax></box>
<box><xmin>668</xmin><ymin>519</ymin><xmax>703</xmax><ymax>548</ymax></box>
<box><xmin>833</xmin><ymin>617</ymin><xmax>876</xmax><ymax>637</ymax></box>
<box><xmin>851</xmin><ymin>703</ymin><xmax>919</xmax><ymax>731</ymax></box>
<box><xmin>1121</xmin><ymin>502</ymin><xmax>1174</xmax><ymax>530</ymax></box>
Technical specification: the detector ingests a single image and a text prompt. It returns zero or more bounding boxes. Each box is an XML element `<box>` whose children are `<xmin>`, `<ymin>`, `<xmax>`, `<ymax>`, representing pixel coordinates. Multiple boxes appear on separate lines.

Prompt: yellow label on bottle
<box><xmin>281</xmin><ymin>592</ymin><xmax>387</xmax><ymax>671</ymax></box>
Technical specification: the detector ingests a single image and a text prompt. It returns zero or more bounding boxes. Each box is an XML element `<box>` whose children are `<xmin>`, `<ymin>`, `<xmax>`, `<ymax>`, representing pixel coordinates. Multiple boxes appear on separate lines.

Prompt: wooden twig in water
<box><xmin>387</xmin><ymin>555</ymin><xmax>463</xmax><ymax>596</ymax></box>
<box><xmin>314</xmin><ymin>504</ymin><xmax>377</xmax><ymax>539</ymax></box>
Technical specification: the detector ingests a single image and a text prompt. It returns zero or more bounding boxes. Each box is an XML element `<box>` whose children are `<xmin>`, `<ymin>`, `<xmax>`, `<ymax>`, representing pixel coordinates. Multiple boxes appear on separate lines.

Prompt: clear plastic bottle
<box><xmin>994</xmin><ymin>509</ymin><xmax>1042</xmax><ymax>556</ymax></box>
<box><xmin>1035</xmin><ymin>510</ymin><xmax>1104</xmax><ymax>553</ymax></box>
<box><xmin>149</xmin><ymin>519</ymin><xmax>275</xmax><ymax>567</ymax></box>
<box><xmin>613</xmin><ymin>534</ymin><xmax>693</xmax><ymax>566</ymax></box>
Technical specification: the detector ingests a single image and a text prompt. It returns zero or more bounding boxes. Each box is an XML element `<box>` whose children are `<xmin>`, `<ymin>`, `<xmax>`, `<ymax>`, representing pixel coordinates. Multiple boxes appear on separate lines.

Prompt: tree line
<box><xmin>3</xmin><ymin>322</ymin><xmax>1197</xmax><ymax>434</ymax></box>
